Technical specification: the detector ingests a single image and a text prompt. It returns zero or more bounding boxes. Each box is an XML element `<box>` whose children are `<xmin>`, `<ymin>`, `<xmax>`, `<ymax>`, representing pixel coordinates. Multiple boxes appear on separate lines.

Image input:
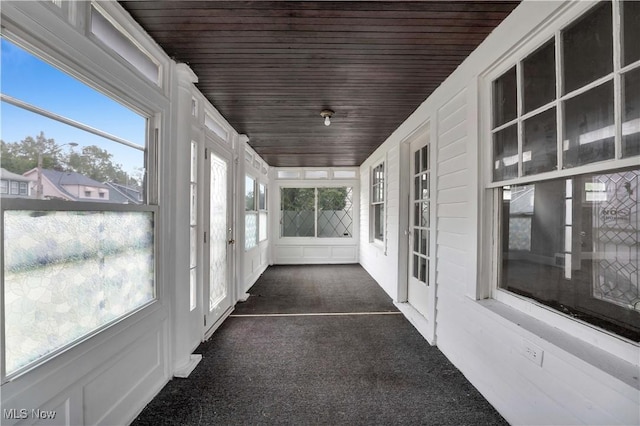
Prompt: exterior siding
<box><xmin>359</xmin><ymin>2</ymin><xmax>639</xmax><ymax>424</ymax></box>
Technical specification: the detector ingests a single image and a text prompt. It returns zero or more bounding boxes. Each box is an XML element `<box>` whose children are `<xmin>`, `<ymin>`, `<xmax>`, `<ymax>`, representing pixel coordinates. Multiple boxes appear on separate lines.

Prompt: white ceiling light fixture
<box><xmin>320</xmin><ymin>109</ymin><xmax>334</xmax><ymax>126</ymax></box>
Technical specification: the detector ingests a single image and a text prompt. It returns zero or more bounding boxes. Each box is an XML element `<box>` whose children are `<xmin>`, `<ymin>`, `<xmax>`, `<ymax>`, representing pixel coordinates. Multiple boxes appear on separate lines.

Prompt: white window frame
<box><xmin>0</xmin><ymin>181</ymin><xmax>8</xmax><ymax>194</ymax></box>
<box><xmin>258</xmin><ymin>182</ymin><xmax>268</xmax><ymax>242</ymax></box>
<box><xmin>0</xmin><ymin>19</ymin><xmax>161</xmax><ymax>381</ymax></box>
<box><xmin>244</xmin><ymin>174</ymin><xmax>258</xmax><ymax>251</ymax></box>
<box><xmin>480</xmin><ymin>0</ymin><xmax>640</xmax><ymax>363</ymax></box>
<box><xmin>370</xmin><ymin>161</ymin><xmax>385</xmax><ymax>244</ymax></box>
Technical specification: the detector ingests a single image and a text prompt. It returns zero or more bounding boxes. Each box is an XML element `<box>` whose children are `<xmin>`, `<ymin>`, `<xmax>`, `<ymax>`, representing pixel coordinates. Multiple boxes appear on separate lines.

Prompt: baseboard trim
<box><xmin>173</xmin><ymin>354</ymin><xmax>202</xmax><ymax>379</ymax></box>
<box><xmin>394</xmin><ymin>301</ymin><xmax>435</xmax><ymax>345</ymax></box>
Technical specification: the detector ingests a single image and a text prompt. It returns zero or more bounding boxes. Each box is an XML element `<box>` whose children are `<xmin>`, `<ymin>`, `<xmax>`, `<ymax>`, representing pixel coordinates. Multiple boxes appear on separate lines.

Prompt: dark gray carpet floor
<box><xmin>132</xmin><ymin>265</ymin><xmax>507</xmax><ymax>426</ymax></box>
<box><xmin>233</xmin><ymin>264</ymin><xmax>399</xmax><ymax>315</ymax></box>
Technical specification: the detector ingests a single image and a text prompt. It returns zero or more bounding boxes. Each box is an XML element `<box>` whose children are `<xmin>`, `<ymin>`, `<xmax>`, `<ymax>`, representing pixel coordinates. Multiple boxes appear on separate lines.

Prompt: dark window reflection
<box><xmin>500</xmin><ymin>168</ymin><xmax>640</xmax><ymax>342</ymax></box>
<box><xmin>623</xmin><ymin>67</ymin><xmax>640</xmax><ymax>157</ymax></box>
<box><xmin>562</xmin><ymin>2</ymin><xmax>613</xmax><ymax>94</ymax></box>
<box><xmin>523</xmin><ymin>40</ymin><xmax>556</xmax><ymax>113</ymax></box>
<box><xmin>493</xmin><ymin>67</ymin><xmax>517</xmax><ymax>128</ymax></box>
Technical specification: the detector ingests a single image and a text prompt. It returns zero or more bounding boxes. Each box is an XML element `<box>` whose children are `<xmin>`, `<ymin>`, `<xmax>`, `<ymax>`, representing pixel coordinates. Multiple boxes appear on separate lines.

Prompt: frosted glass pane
<box><xmin>190</xmin><ymin>183</ymin><xmax>197</xmax><ymax>226</ymax></box>
<box><xmin>259</xmin><ymin>211</ymin><xmax>268</xmax><ymax>241</ymax></box>
<box><xmin>190</xmin><ymin>142</ymin><xmax>198</xmax><ymax>183</ymax></box>
<box><xmin>245</xmin><ymin>212</ymin><xmax>258</xmax><ymax>250</ymax></box>
<box><xmin>3</xmin><ymin>210</ymin><xmax>154</xmax><ymax>375</ymax></box>
<box><xmin>209</xmin><ymin>154</ymin><xmax>227</xmax><ymax>309</ymax></box>
<box><xmin>317</xmin><ymin>187</ymin><xmax>353</xmax><ymax>238</ymax></box>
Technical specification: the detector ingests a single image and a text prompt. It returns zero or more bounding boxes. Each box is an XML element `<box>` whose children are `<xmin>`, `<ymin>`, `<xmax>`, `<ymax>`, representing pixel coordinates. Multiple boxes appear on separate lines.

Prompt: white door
<box><xmin>203</xmin><ymin>142</ymin><xmax>234</xmax><ymax>333</ymax></box>
<box><xmin>407</xmin><ymin>134</ymin><xmax>432</xmax><ymax>319</ymax></box>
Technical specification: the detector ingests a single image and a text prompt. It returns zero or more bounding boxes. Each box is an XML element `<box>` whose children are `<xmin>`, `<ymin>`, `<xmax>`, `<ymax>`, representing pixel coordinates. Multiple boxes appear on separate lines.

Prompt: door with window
<box><xmin>408</xmin><ymin>133</ymin><xmax>433</xmax><ymax>320</ymax></box>
<box><xmin>203</xmin><ymin>140</ymin><xmax>234</xmax><ymax>333</ymax></box>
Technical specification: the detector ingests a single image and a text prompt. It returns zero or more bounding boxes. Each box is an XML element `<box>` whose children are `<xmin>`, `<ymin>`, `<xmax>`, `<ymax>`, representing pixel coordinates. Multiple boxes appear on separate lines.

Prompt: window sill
<box><xmin>477</xmin><ymin>298</ymin><xmax>639</xmax><ymax>391</ymax></box>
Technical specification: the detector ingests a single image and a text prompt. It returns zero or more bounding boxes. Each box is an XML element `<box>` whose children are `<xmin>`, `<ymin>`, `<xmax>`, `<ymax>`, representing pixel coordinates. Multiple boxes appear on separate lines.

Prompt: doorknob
<box><xmin>228</xmin><ymin>239</ymin><xmax>235</xmax><ymax>245</ymax></box>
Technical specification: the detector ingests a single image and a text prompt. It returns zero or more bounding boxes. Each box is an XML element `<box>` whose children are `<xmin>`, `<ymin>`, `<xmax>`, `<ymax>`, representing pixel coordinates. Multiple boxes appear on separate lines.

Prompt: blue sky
<box><xmin>1</xmin><ymin>38</ymin><xmax>145</xmax><ymax>175</ymax></box>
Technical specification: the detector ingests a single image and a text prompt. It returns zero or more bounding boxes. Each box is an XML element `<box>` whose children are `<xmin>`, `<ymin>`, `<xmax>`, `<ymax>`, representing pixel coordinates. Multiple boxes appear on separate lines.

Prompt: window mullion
<box><xmin>612</xmin><ymin>0</ymin><xmax>622</xmax><ymax>160</ymax></box>
<box><xmin>314</xmin><ymin>187</ymin><xmax>318</xmax><ymax>238</ymax></box>
<box><xmin>516</xmin><ymin>61</ymin><xmax>523</xmax><ymax>178</ymax></box>
<box><xmin>555</xmin><ymin>30</ymin><xmax>564</xmax><ymax>171</ymax></box>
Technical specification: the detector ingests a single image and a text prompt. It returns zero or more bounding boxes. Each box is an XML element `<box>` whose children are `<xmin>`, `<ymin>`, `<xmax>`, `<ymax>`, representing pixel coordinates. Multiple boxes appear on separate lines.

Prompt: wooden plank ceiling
<box><xmin>119</xmin><ymin>1</ymin><xmax>519</xmax><ymax>167</ymax></box>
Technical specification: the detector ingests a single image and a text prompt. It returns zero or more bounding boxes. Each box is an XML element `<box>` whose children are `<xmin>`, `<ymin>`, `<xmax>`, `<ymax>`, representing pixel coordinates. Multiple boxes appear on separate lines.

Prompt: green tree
<box><xmin>318</xmin><ymin>187</ymin><xmax>348</xmax><ymax>211</ymax></box>
<box><xmin>0</xmin><ymin>132</ymin><xmax>62</xmax><ymax>174</ymax></box>
<box><xmin>65</xmin><ymin>145</ymin><xmax>131</xmax><ymax>184</ymax></box>
<box><xmin>281</xmin><ymin>188</ymin><xmax>315</xmax><ymax>211</ymax></box>
<box><xmin>1</xmin><ymin>133</ymin><xmax>138</xmax><ymax>186</ymax></box>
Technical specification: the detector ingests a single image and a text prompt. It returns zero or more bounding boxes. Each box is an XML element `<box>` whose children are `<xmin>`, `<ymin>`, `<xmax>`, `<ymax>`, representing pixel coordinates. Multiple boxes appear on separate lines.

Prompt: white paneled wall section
<box><xmin>359</xmin><ymin>1</ymin><xmax>639</xmax><ymax>425</ymax></box>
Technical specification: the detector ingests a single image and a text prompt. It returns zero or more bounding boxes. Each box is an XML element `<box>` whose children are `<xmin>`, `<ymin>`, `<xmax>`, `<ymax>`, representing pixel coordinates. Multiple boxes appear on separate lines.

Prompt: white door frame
<box><xmin>202</xmin><ymin>134</ymin><xmax>235</xmax><ymax>340</ymax></box>
<box><xmin>397</xmin><ymin>121</ymin><xmax>438</xmax><ymax>344</ymax></box>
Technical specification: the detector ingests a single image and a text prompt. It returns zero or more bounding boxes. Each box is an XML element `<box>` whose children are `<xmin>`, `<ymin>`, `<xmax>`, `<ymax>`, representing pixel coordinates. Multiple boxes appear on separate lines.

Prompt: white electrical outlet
<box><xmin>521</xmin><ymin>339</ymin><xmax>544</xmax><ymax>366</ymax></box>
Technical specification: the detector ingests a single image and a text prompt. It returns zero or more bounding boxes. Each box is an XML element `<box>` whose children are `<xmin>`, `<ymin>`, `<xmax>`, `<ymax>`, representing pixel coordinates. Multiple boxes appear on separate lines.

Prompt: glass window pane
<box><xmin>190</xmin><ymin>226</ymin><xmax>197</xmax><ymax>268</ymax></box>
<box><xmin>190</xmin><ymin>142</ymin><xmax>198</xmax><ymax>183</ymax></box>
<box><xmin>1</xmin><ymin>39</ymin><xmax>147</xmax><ymax>205</ymax></box>
<box><xmin>3</xmin><ymin>210</ymin><xmax>155</xmax><ymax>375</ymax></box>
<box><xmin>414</xmin><ymin>202</ymin><xmax>420</xmax><ymax>227</ymax></box>
<box><xmin>189</xmin><ymin>268</ymin><xmax>197</xmax><ymax>312</ymax></box>
<box><xmin>562</xmin><ymin>2</ymin><xmax>613</xmax><ymax>94</ymax></box>
<box><xmin>245</xmin><ymin>176</ymin><xmax>255</xmax><ymax>211</ymax></box>
<box><xmin>414</xmin><ymin>150</ymin><xmax>420</xmax><ymax>175</ymax></box>
<box><xmin>245</xmin><ymin>212</ymin><xmax>258</xmax><ymax>249</ymax></box>
<box><xmin>374</xmin><ymin>204</ymin><xmax>384</xmax><ymax>241</ymax></box>
<box><xmin>259</xmin><ymin>211</ymin><xmax>268</xmax><ymax>241</ymax></box>
<box><xmin>421</xmin><ymin>230</ymin><xmax>428</xmax><ymax>255</ymax></box>
<box><xmin>414</xmin><ymin>176</ymin><xmax>420</xmax><ymax>201</ymax></box>
<box><xmin>413</xmin><ymin>229</ymin><xmax>420</xmax><ymax>253</ymax></box>
<box><xmin>500</xmin><ymin>169</ymin><xmax>640</xmax><ymax>342</ymax></box>
<box><xmin>190</xmin><ymin>183</ymin><xmax>197</xmax><ymax>226</ymax></box>
<box><xmin>421</xmin><ymin>173</ymin><xmax>430</xmax><ymax>199</ymax></box>
<box><xmin>281</xmin><ymin>188</ymin><xmax>315</xmax><ymax>237</ymax></box>
<box><xmin>421</xmin><ymin>146</ymin><xmax>429</xmax><ymax>172</ymax></box>
<box><xmin>420</xmin><ymin>258</ymin><xmax>428</xmax><ymax>283</ymax></box>
<box><xmin>413</xmin><ymin>255</ymin><xmax>420</xmax><ymax>279</ymax></box>
<box><xmin>622</xmin><ymin>1</ymin><xmax>640</xmax><ymax>66</ymax></box>
<box><xmin>259</xmin><ymin>183</ymin><xmax>266</xmax><ymax>210</ymax></box>
<box><xmin>422</xmin><ymin>202</ymin><xmax>430</xmax><ymax>228</ymax></box>
<box><xmin>318</xmin><ymin>187</ymin><xmax>353</xmax><ymax>238</ymax></box>
<box><xmin>523</xmin><ymin>39</ymin><xmax>556</xmax><ymax>113</ymax></box>
<box><xmin>493</xmin><ymin>124</ymin><xmax>518</xmax><ymax>181</ymax></box>
<box><xmin>563</xmin><ymin>82</ymin><xmax>615</xmax><ymax>169</ymax></box>
<box><xmin>622</xmin><ymin>68</ymin><xmax>640</xmax><ymax>158</ymax></box>
<box><xmin>523</xmin><ymin>107</ymin><xmax>557</xmax><ymax>176</ymax></box>
<box><xmin>493</xmin><ymin>67</ymin><xmax>517</xmax><ymax>128</ymax></box>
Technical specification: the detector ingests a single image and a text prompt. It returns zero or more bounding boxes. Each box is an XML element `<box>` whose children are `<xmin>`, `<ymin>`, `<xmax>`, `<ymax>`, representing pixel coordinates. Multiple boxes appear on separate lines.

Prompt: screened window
<box><xmin>245</xmin><ymin>176</ymin><xmax>257</xmax><ymax>250</ymax></box>
<box><xmin>0</xmin><ymin>180</ymin><xmax>8</xmax><ymax>194</ymax></box>
<box><xmin>371</xmin><ymin>163</ymin><xmax>385</xmax><ymax>242</ymax></box>
<box><xmin>490</xmin><ymin>1</ymin><xmax>640</xmax><ymax>342</ymax></box>
<box><xmin>280</xmin><ymin>187</ymin><xmax>353</xmax><ymax>238</ymax></box>
<box><xmin>1</xmin><ymin>37</ymin><xmax>155</xmax><ymax>379</ymax></box>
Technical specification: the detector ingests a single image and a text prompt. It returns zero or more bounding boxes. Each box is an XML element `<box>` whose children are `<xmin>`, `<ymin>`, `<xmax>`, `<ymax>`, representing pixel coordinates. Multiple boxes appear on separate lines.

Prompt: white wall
<box><xmin>239</xmin><ymin>143</ymin><xmax>271</xmax><ymax>292</ymax></box>
<box><xmin>359</xmin><ymin>1</ymin><xmax>640</xmax><ymax>424</ymax></box>
<box><xmin>272</xmin><ymin>168</ymin><xmax>360</xmax><ymax>265</ymax></box>
<box><xmin>0</xmin><ymin>2</ymin><xmax>172</xmax><ymax>425</ymax></box>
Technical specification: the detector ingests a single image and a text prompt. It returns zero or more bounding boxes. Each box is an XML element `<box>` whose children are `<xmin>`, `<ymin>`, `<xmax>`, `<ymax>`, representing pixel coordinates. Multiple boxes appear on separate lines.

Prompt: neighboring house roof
<box><xmin>105</xmin><ymin>182</ymin><xmax>143</xmax><ymax>204</ymax></box>
<box><xmin>23</xmin><ymin>168</ymin><xmax>111</xmax><ymax>202</ymax></box>
<box><xmin>40</xmin><ymin>169</ymin><xmax>108</xmax><ymax>188</ymax></box>
<box><xmin>1</xmin><ymin>168</ymin><xmax>33</xmax><ymax>182</ymax></box>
